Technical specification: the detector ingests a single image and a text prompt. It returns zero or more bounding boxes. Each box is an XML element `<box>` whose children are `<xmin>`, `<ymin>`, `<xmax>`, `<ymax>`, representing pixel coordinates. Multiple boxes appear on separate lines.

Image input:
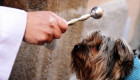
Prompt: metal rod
<box><xmin>68</xmin><ymin>7</ymin><xmax>103</xmax><ymax>26</ymax></box>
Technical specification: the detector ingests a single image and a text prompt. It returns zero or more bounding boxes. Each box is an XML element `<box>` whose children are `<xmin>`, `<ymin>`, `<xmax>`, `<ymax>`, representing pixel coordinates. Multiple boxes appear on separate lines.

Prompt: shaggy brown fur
<box><xmin>71</xmin><ymin>31</ymin><xmax>134</xmax><ymax>80</ymax></box>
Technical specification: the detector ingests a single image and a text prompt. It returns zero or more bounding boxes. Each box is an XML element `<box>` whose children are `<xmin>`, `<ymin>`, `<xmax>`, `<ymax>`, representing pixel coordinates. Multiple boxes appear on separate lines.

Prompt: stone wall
<box><xmin>6</xmin><ymin>0</ymin><xmax>88</xmax><ymax>80</ymax></box>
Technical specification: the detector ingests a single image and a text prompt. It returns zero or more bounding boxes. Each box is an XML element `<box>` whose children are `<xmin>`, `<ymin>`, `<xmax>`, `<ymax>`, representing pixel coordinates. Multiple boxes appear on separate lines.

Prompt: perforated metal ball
<box><xmin>90</xmin><ymin>7</ymin><xmax>103</xmax><ymax>19</ymax></box>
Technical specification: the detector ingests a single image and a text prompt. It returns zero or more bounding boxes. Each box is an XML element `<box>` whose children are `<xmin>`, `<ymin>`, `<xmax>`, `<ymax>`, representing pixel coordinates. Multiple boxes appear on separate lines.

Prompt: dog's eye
<box><xmin>95</xmin><ymin>44</ymin><xmax>101</xmax><ymax>50</ymax></box>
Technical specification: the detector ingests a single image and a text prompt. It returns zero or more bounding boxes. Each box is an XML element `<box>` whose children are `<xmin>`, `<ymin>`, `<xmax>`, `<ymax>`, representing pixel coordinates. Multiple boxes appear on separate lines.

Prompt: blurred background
<box><xmin>86</xmin><ymin>0</ymin><xmax>140</xmax><ymax>50</ymax></box>
<box><xmin>2</xmin><ymin>0</ymin><xmax>139</xmax><ymax>80</ymax></box>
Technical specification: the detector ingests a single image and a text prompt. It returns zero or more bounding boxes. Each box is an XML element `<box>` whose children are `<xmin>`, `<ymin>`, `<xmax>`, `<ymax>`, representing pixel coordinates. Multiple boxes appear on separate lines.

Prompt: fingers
<box><xmin>48</xmin><ymin>16</ymin><xmax>62</xmax><ymax>39</ymax></box>
<box><xmin>47</xmin><ymin>33</ymin><xmax>53</xmax><ymax>43</ymax></box>
<box><xmin>38</xmin><ymin>29</ymin><xmax>53</xmax><ymax>44</ymax></box>
<box><xmin>24</xmin><ymin>11</ymin><xmax>68</xmax><ymax>45</ymax></box>
<box><xmin>52</xmin><ymin>23</ymin><xmax>62</xmax><ymax>39</ymax></box>
<box><xmin>37</xmin><ymin>12</ymin><xmax>65</xmax><ymax>44</ymax></box>
<box><xmin>51</xmin><ymin>12</ymin><xmax>68</xmax><ymax>33</ymax></box>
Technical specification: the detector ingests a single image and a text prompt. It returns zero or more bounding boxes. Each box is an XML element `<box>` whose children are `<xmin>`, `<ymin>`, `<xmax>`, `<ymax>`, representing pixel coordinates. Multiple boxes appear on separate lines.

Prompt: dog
<box><xmin>71</xmin><ymin>31</ymin><xmax>138</xmax><ymax>80</ymax></box>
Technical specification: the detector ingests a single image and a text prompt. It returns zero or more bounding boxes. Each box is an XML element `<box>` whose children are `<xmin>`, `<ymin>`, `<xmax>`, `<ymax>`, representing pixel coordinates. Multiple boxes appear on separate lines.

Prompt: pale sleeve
<box><xmin>0</xmin><ymin>6</ymin><xmax>27</xmax><ymax>80</ymax></box>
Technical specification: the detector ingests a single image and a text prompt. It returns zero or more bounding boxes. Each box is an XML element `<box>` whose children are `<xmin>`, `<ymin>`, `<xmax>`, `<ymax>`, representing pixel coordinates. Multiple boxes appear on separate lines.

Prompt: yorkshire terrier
<box><xmin>71</xmin><ymin>31</ymin><xmax>138</xmax><ymax>80</ymax></box>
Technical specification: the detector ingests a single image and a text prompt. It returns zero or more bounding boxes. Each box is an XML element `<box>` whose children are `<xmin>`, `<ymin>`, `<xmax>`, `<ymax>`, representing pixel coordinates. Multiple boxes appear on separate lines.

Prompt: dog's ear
<box><xmin>93</xmin><ymin>31</ymin><xmax>102</xmax><ymax>43</ymax></box>
<box><xmin>114</xmin><ymin>38</ymin><xmax>133</xmax><ymax>62</ymax></box>
<box><xmin>91</xmin><ymin>31</ymin><xmax>103</xmax><ymax>50</ymax></box>
<box><xmin>93</xmin><ymin>31</ymin><xmax>103</xmax><ymax>44</ymax></box>
<box><xmin>113</xmin><ymin>38</ymin><xmax>134</xmax><ymax>78</ymax></box>
<box><xmin>89</xmin><ymin>31</ymin><xmax>103</xmax><ymax>56</ymax></box>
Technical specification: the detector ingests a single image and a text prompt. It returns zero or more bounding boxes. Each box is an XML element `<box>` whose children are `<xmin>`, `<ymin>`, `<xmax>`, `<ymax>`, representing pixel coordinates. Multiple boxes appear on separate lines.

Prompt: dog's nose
<box><xmin>74</xmin><ymin>45</ymin><xmax>80</xmax><ymax>50</ymax></box>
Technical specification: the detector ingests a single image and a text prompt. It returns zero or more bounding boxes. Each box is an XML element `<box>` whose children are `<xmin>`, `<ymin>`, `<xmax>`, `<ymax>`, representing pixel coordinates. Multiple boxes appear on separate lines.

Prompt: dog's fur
<box><xmin>71</xmin><ymin>31</ymin><xmax>134</xmax><ymax>80</ymax></box>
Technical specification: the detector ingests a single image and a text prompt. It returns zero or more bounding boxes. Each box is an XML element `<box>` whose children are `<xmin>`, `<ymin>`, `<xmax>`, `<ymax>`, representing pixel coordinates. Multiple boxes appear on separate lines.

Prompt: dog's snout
<box><xmin>74</xmin><ymin>45</ymin><xmax>80</xmax><ymax>50</ymax></box>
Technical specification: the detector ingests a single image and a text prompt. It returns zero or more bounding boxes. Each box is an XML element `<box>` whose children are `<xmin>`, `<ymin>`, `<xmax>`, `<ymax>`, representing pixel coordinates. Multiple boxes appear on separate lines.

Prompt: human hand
<box><xmin>24</xmin><ymin>11</ymin><xmax>68</xmax><ymax>45</ymax></box>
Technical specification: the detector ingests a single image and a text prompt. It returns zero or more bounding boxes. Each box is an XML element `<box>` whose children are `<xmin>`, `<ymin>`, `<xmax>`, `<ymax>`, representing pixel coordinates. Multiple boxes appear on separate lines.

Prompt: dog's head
<box><xmin>71</xmin><ymin>31</ymin><xmax>134</xmax><ymax>80</ymax></box>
